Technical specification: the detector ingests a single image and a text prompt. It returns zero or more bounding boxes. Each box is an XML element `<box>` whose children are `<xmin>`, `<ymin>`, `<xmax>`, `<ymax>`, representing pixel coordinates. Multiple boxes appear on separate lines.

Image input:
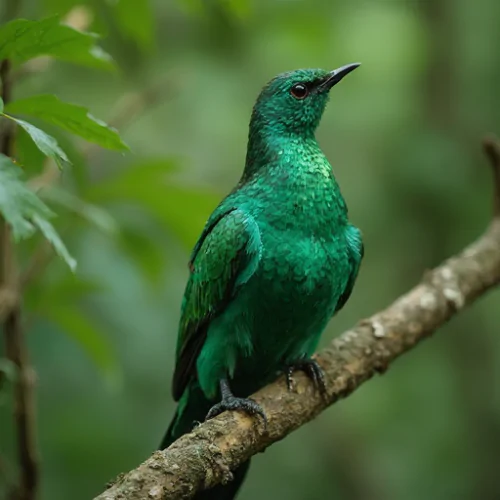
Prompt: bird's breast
<box><xmin>257</xmin><ymin>229</ymin><xmax>348</xmax><ymax>306</ymax></box>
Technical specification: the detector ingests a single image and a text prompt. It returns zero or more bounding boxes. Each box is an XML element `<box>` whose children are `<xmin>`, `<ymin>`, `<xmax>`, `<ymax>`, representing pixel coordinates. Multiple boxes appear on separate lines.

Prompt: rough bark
<box><xmin>95</xmin><ymin>138</ymin><xmax>500</xmax><ymax>500</ymax></box>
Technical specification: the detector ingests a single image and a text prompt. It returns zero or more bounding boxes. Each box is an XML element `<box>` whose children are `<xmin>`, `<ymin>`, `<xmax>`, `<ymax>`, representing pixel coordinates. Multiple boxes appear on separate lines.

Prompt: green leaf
<box><xmin>15</xmin><ymin>127</ymin><xmax>47</xmax><ymax>174</ymax></box>
<box><xmin>32</xmin><ymin>214</ymin><xmax>77</xmax><ymax>272</ymax></box>
<box><xmin>0</xmin><ymin>97</ymin><xmax>4</xmax><ymax>114</ymax></box>
<box><xmin>7</xmin><ymin>116</ymin><xmax>71</xmax><ymax>169</ymax></box>
<box><xmin>40</xmin><ymin>185</ymin><xmax>119</xmax><ymax>235</ymax></box>
<box><xmin>112</xmin><ymin>0</ymin><xmax>154</xmax><ymax>50</ymax></box>
<box><xmin>0</xmin><ymin>154</ymin><xmax>52</xmax><ymax>239</ymax></box>
<box><xmin>0</xmin><ymin>154</ymin><xmax>76</xmax><ymax>270</ymax></box>
<box><xmin>87</xmin><ymin>159</ymin><xmax>219</xmax><ymax>248</ymax></box>
<box><xmin>44</xmin><ymin>305</ymin><xmax>121</xmax><ymax>389</ymax></box>
<box><xmin>0</xmin><ymin>17</ymin><xmax>114</xmax><ymax>69</ymax></box>
<box><xmin>7</xmin><ymin>95</ymin><xmax>129</xmax><ymax>152</ymax></box>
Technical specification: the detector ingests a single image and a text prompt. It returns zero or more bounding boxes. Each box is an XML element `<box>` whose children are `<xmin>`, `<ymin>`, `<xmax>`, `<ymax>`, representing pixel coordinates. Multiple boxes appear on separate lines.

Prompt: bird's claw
<box><xmin>206</xmin><ymin>396</ymin><xmax>268</xmax><ymax>429</ymax></box>
<box><xmin>286</xmin><ymin>357</ymin><xmax>327</xmax><ymax>395</ymax></box>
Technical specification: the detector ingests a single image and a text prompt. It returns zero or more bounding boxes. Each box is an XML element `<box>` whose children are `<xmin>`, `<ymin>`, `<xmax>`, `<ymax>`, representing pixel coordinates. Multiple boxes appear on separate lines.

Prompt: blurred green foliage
<box><xmin>1</xmin><ymin>0</ymin><xmax>500</xmax><ymax>499</ymax></box>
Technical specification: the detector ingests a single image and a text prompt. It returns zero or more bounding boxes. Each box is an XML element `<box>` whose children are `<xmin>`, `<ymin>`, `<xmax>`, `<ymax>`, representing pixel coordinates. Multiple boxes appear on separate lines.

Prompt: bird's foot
<box><xmin>206</xmin><ymin>396</ymin><xmax>267</xmax><ymax>424</ymax></box>
<box><xmin>286</xmin><ymin>357</ymin><xmax>327</xmax><ymax>395</ymax></box>
<box><xmin>205</xmin><ymin>379</ymin><xmax>267</xmax><ymax>429</ymax></box>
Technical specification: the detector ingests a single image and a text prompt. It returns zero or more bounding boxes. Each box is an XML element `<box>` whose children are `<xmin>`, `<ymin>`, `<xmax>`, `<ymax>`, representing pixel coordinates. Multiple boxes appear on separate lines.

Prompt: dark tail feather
<box><xmin>159</xmin><ymin>381</ymin><xmax>212</xmax><ymax>450</ymax></box>
<box><xmin>159</xmin><ymin>409</ymin><xmax>180</xmax><ymax>451</ymax></box>
<box><xmin>159</xmin><ymin>381</ymin><xmax>250</xmax><ymax>499</ymax></box>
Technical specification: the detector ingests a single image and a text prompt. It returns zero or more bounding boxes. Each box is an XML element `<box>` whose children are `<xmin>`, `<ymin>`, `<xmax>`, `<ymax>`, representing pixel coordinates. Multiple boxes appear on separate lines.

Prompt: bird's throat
<box><xmin>241</xmin><ymin>129</ymin><xmax>348</xmax><ymax>231</ymax></box>
<box><xmin>244</xmin><ymin>126</ymin><xmax>317</xmax><ymax>179</ymax></box>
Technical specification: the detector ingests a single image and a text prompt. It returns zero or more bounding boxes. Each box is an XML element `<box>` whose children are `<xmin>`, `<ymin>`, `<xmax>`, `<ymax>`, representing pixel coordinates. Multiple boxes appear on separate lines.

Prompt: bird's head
<box><xmin>250</xmin><ymin>63</ymin><xmax>360</xmax><ymax>137</ymax></box>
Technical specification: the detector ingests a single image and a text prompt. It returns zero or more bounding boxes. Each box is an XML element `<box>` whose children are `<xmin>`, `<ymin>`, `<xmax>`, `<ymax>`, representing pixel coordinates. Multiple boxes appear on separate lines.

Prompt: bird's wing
<box><xmin>172</xmin><ymin>207</ymin><xmax>262</xmax><ymax>400</ymax></box>
<box><xmin>335</xmin><ymin>225</ymin><xmax>364</xmax><ymax>312</ymax></box>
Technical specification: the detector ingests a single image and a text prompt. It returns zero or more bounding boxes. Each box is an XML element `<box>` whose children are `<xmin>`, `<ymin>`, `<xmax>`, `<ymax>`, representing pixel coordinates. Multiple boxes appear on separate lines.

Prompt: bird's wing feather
<box><xmin>172</xmin><ymin>207</ymin><xmax>262</xmax><ymax>400</ymax></box>
<box><xmin>335</xmin><ymin>224</ymin><xmax>364</xmax><ymax>312</ymax></box>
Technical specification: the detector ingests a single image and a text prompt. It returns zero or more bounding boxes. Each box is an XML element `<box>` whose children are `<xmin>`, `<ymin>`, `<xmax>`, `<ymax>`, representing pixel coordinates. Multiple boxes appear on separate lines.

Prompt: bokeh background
<box><xmin>1</xmin><ymin>0</ymin><xmax>500</xmax><ymax>499</ymax></box>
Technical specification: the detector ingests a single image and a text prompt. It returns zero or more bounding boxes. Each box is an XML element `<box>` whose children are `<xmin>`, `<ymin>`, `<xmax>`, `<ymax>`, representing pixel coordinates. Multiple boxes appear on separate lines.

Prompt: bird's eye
<box><xmin>290</xmin><ymin>83</ymin><xmax>309</xmax><ymax>99</ymax></box>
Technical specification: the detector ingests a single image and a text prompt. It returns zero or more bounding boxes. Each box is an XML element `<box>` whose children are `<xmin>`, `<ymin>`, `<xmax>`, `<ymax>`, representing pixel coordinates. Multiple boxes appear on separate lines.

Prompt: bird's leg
<box><xmin>205</xmin><ymin>378</ymin><xmax>267</xmax><ymax>428</ymax></box>
<box><xmin>285</xmin><ymin>356</ymin><xmax>327</xmax><ymax>395</ymax></box>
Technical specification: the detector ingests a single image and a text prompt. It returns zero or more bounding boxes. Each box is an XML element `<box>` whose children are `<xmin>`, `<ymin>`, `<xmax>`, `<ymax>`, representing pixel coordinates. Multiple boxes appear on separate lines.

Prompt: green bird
<box><xmin>160</xmin><ymin>63</ymin><xmax>364</xmax><ymax>499</ymax></box>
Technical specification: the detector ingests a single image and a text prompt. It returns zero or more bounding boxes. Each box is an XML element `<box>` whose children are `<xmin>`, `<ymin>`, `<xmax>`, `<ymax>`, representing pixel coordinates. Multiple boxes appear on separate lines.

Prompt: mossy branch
<box><xmin>95</xmin><ymin>138</ymin><xmax>500</xmax><ymax>500</ymax></box>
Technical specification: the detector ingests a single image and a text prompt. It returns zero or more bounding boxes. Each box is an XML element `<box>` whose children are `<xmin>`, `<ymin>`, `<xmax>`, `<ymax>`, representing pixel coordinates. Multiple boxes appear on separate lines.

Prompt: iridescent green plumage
<box><xmin>160</xmin><ymin>64</ymin><xmax>363</xmax><ymax>499</ymax></box>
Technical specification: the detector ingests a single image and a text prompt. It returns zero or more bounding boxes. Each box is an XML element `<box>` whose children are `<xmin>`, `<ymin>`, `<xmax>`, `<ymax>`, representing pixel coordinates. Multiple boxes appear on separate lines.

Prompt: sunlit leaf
<box><xmin>44</xmin><ymin>305</ymin><xmax>121</xmax><ymax>389</ymax></box>
<box><xmin>0</xmin><ymin>17</ymin><xmax>114</xmax><ymax>69</ymax></box>
<box><xmin>5</xmin><ymin>116</ymin><xmax>71</xmax><ymax>169</ymax></box>
<box><xmin>40</xmin><ymin>186</ymin><xmax>119</xmax><ymax>235</ymax></box>
<box><xmin>7</xmin><ymin>95</ymin><xmax>129</xmax><ymax>151</ymax></box>
<box><xmin>0</xmin><ymin>154</ymin><xmax>76</xmax><ymax>270</ymax></box>
<box><xmin>111</xmin><ymin>0</ymin><xmax>154</xmax><ymax>50</ymax></box>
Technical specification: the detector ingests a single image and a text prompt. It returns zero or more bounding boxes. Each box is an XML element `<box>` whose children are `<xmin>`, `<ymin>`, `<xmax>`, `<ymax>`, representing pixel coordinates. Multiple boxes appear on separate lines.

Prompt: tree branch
<box><xmin>94</xmin><ymin>137</ymin><xmax>500</xmax><ymax>500</ymax></box>
<box><xmin>1</xmin><ymin>56</ymin><xmax>39</xmax><ymax>500</ymax></box>
<box><xmin>4</xmin><ymin>305</ymin><xmax>38</xmax><ymax>500</ymax></box>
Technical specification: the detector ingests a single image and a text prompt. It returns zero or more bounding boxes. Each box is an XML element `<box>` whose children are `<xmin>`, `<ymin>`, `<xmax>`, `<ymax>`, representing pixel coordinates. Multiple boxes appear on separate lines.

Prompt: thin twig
<box><xmin>4</xmin><ymin>305</ymin><xmax>38</xmax><ymax>500</ymax></box>
<box><xmin>94</xmin><ymin>137</ymin><xmax>500</xmax><ymax>500</ymax></box>
<box><xmin>11</xmin><ymin>6</ymin><xmax>93</xmax><ymax>84</ymax></box>
<box><xmin>1</xmin><ymin>56</ymin><xmax>39</xmax><ymax>500</ymax></box>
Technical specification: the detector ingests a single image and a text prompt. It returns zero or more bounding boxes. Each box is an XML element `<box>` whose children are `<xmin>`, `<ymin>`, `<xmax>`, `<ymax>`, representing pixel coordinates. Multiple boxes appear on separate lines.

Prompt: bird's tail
<box><xmin>159</xmin><ymin>381</ymin><xmax>250</xmax><ymax>500</ymax></box>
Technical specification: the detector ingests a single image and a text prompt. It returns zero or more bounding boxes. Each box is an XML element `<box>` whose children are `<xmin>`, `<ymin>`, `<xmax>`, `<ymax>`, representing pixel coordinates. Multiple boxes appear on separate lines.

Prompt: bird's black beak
<box><xmin>319</xmin><ymin>63</ymin><xmax>361</xmax><ymax>92</ymax></box>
